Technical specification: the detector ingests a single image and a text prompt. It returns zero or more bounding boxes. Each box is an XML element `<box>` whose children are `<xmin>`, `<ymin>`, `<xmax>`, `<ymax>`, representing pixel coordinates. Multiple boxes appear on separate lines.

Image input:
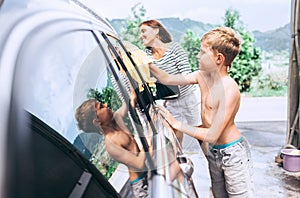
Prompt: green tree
<box><xmin>87</xmin><ymin>87</ymin><xmax>134</xmax><ymax>133</ymax></box>
<box><xmin>120</xmin><ymin>3</ymin><xmax>146</xmax><ymax>49</ymax></box>
<box><xmin>224</xmin><ymin>9</ymin><xmax>262</xmax><ymax>92</ymax></box>
<box><xmin>181</xmin><ymin>30</ymin><xmax>201</xmax><ymax>72</ymax></box>
<box><xmin>87</xmin><ymin>87</ymin><xmax>102</xmax><ymax>102</ymax></box>
<box><xmin>87</xmin><ymin>87</ymin><xmax>122</xmax><ymax>112</ymax></box>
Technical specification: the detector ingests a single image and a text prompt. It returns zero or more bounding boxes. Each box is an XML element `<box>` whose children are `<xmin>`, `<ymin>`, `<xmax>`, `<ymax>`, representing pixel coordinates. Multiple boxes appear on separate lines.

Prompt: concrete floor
<box><xmin>183</xmin><ymin>121</ymin><xmax>300</xmax><ymax>198</ymax></box>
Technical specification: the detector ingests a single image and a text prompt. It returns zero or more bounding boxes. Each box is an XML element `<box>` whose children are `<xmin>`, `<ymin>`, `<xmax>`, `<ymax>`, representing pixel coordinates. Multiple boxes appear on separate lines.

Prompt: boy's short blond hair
<box><xmin>201</xmin><ymin>27</ymin><xmax>242</xmax><ymax>67</ymax></box>
<box><xmin>75</xmin><ymin>99</ymin><xmax>99</xmax><ymax>132</ymax></box>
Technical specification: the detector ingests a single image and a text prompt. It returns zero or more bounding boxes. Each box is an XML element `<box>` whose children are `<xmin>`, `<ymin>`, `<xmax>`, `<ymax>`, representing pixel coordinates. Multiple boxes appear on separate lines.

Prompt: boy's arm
<box><xmin>158</xmin><ymin>82</ymin><xmax>240</xmax><ymax>144</ymax></box>
<box><xmin>114</xmin><ymin>87</ymin><xmax>137</xmax><ymax>133</ymax></box>
<box><xmin>149</xmin><ymin>63</ymin><xmax>198</xmax><ymax>85</ymax></box>
<box><xmin>114</xmin><ymin>102</ymin><xmax>131</xmax><ymax>133</ymax></box>
<box><xmin>105</xmin><ymin>140</ymin><xmax>147</xmax><ymax>171</ymax></box>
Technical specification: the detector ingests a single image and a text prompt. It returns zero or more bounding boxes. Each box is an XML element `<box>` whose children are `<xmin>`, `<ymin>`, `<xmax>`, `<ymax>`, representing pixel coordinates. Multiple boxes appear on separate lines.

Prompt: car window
<box><xmin>14</xmin><ymin>29</ymin><xmax>132</xmax><ymax>179</ymax></box>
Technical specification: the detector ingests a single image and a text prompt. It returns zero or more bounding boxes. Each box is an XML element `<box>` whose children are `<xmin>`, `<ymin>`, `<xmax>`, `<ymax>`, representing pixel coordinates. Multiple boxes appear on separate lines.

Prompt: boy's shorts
<box><xmin>130</xmin><ymin>172</ymin><xmax>148</xmax><ymax>198</ymax></box>
<box><xmin>207</xmin><ymin>137</ymin><xmax>255</xmax><ymax>198</ymax></box>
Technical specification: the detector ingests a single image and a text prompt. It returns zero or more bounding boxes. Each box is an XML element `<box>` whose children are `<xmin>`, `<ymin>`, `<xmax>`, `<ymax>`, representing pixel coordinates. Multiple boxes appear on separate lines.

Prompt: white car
<box><xmin>0</xmin><ymin>0</ymin><xmax>197</xmax><ymax>197</ymax></box>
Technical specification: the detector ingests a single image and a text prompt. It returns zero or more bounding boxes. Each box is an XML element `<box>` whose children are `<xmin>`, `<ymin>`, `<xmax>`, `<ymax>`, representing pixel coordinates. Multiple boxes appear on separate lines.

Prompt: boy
<box><xmin>75</xmin><ymin>99</ymin><xmax>149</xmax><ymax>198</ymax></box>
<box><xmin>75</xmin><ymin>99</ymin><xmax>198</xmax><ymax>197</ymax></box>
<box><xmin>150</xmin><ymin>27</ymin><xmax>254</xmax><ymax>197</ymax></box>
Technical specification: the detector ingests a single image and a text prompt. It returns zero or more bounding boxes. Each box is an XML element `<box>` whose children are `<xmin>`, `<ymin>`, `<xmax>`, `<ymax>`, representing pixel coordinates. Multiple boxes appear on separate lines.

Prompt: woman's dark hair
<box><xmin>139</xmin><ymin>19</ymin><xmax>172</xmax><ymax>43</ymax></box>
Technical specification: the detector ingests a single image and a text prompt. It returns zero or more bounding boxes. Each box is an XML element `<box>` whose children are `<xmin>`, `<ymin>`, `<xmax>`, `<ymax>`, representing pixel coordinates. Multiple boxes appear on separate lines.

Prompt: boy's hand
<box><xmin>156</xmin><ymin>105</ymin><xmax>181</xmax><ymax>130</ymax></box>
<box><xmin>130</xmin><ymin>88</ymin><xmax>137</xmax><ymax>108</ymax></box>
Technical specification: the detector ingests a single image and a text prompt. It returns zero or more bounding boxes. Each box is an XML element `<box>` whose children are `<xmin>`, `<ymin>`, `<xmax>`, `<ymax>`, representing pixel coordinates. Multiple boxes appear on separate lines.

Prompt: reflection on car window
<box><xmin>16</xmin><ymin>27</ymin><xmax>154</xmax><ymax>180</ymax></box>
<box><xmin>16</xmin><ymin>29</ymin><xmax>130</xmax><ymax>178</ymax></box>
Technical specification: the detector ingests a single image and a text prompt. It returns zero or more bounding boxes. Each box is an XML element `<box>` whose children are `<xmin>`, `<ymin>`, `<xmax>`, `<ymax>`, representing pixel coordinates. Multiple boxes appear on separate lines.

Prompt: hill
<box><xmin>109</xmin><ymin>18</ymin><xmax>290</xmax><ymax>52</ymax></box>
<box><xmin>252</xmin><ymin>23</ymin><xmax>290</xmax><ymax>52</ymax></box>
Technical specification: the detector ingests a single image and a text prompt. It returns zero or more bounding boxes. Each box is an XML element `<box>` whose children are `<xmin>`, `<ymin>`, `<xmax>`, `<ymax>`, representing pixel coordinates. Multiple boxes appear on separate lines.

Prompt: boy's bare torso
<box><xmin>105</xmin><ymin>130</ymin><xmax>145</xmax><ymax>181</ymax></box>
<box><xmin>198</xmin><ymin>73</ymin><xmax>242</xmax><ymax>145</ymax></box>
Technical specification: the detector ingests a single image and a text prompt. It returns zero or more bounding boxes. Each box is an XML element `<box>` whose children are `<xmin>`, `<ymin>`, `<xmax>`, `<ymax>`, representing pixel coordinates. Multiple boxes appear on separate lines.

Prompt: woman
<box><xmin>139</xmin><ymin>19</ymin><xmax>201</xmax><ymax>145</ymax></box>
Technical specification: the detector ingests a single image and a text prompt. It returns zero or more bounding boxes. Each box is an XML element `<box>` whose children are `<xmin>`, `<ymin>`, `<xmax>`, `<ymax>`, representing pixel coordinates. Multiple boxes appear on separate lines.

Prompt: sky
<box><xmin>83</xmin><ymin>0</ymin><xmax>291</xmax><ymax>32</ymax></box>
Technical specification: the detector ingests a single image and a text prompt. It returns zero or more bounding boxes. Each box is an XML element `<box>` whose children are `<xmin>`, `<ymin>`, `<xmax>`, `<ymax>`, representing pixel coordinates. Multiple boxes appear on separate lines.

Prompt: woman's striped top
<box><xmin>145</xmin><ymin>42</ymin><xmax>196</xmax><ymax>97</ymax></box>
